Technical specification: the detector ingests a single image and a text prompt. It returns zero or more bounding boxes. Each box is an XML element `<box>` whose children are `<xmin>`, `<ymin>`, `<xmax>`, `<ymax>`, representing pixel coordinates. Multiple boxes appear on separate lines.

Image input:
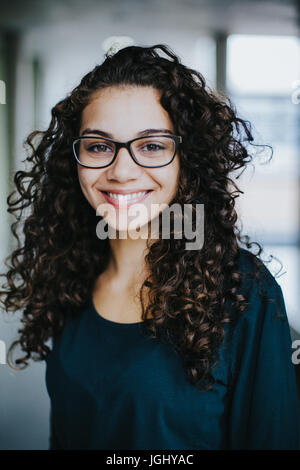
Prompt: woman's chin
<box><xmin>105</xmin><ymin>221</ymin><xmax>150</xmax><ymax>239</ymax></box>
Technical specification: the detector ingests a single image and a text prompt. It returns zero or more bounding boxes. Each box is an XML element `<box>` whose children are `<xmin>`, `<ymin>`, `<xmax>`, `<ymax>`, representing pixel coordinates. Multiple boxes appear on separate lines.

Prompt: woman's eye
<box><xmin>88</xmin><ymin>144</ymin><xmax>112</xmax><ymax>153</ymax></box>
<box><xmin>142</xmin><ymin>143</ymin><xmax>163</xmax><ymax>152</ymax></box>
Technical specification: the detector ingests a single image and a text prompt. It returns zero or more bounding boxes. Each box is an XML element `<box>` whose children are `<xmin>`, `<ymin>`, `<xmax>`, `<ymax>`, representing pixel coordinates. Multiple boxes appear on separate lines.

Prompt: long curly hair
<box><xmin>0</xmin><ymin>43</ymin><xmax>280</xmax><ymax>390</ymax></box>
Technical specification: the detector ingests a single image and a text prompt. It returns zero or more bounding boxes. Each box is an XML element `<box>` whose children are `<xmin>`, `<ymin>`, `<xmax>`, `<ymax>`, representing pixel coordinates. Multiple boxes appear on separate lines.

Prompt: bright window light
<box><xmin>227</xmin><ymin>35</ymin><xmax>300</xmax><ymax>95</ymax></box>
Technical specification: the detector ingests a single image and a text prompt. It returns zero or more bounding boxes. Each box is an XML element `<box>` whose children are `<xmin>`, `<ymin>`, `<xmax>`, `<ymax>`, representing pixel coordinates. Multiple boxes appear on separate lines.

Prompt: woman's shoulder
<box><xmin>225</xmin><ymin>246</ymin><xmax>287</xmax><ymax>332</ymax></box>
<box><xmin>224</xmin><ymin>248</ymin><xmax>296</xmax><ymax>400</ymax></box>
<box><xmin>235</xmin><ymin>246</ymin><xmax>281</xmax><ymax>298</ymax></box>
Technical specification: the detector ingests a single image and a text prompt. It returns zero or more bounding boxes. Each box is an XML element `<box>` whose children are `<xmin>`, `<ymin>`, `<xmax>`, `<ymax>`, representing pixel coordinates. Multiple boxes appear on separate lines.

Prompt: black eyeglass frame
<box><xmin>72</xmin><ymin>134</ymin><xmax>182</xmax><ymax>169</ymax></box>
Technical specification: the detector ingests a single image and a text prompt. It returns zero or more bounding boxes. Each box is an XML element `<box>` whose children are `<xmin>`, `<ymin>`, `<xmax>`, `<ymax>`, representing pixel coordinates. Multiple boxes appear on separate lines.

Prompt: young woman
<box><xmin>1</xmin><ymin>44</ymin><xmax>299</xmax><ymax>450</ymax></box>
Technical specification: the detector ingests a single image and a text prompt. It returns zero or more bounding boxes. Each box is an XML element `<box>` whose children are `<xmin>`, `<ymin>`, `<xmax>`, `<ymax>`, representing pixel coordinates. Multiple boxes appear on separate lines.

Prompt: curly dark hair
<box><xmin>0</xmin><ymin>43</ymin><xmax>281</xmax><ymax>391</ymax></box>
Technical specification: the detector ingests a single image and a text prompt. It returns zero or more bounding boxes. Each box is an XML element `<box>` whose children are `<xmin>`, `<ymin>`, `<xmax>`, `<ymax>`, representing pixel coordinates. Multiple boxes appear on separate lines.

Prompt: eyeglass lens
<box><xmin>74</xmin><ymin>136</ymin><xmax>176</xmax><ymax>167</ymax></box>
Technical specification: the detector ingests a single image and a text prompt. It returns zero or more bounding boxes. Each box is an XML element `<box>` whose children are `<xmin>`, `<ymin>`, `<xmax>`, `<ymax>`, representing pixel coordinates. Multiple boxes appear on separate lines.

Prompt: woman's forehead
<box><xmin>87</xmin><ymin>85</ymin><xmax>163</xmax><ymax>111</ymax></box>
<box><xmin>80</xmin><ymin>86</ymin><xmax>174</xmax><ymax>136</ymax></box>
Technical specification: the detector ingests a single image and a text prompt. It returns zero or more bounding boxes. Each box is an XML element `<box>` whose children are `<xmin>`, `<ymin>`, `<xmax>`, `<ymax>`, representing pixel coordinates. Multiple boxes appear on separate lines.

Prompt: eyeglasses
<box><xmin>72</xmin><ymin>134</ymin><xmax>182</xmax><ymax>169</ymax></box>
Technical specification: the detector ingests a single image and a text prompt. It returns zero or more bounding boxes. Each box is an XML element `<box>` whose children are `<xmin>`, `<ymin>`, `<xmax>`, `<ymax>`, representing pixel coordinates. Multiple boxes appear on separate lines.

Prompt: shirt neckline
<box><xmin>89</xmin><ymin>294</ymin><xmax>150</xmax><ymax>328</ymax></box>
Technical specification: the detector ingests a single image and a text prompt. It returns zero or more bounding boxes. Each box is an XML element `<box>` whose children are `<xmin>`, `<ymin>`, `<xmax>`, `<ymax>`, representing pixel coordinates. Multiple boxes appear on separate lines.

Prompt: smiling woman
<box><xmin>0</xmin><ymin>44</ymin><xmax>299</xmax><ymax>450</ymax></box>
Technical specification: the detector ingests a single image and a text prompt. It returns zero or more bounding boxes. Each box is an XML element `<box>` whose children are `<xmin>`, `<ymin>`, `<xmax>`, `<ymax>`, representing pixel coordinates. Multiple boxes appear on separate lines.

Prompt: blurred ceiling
<box><xmin>0</xmin><ymin>0</ymin><xmax>299</xmax><ymax>36</ymax></box>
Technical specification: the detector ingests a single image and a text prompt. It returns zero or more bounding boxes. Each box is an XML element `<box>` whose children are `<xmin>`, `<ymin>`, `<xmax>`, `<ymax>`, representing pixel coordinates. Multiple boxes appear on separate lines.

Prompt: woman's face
<box><xmin>77</xmin><ymin>85</ymin><xmax>180</xmax><ymax>236</ymax></box>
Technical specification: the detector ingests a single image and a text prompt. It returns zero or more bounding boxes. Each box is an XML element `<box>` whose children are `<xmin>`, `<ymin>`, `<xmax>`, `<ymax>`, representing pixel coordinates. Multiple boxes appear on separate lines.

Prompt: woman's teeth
<box><xmin>107</xmin><ymin>191</ymin><xmax>148</xmax><ymax>200</ymax></box>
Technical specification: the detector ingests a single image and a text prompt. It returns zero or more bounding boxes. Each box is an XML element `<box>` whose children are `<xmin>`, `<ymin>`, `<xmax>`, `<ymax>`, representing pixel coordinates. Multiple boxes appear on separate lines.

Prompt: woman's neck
<box><xmin>106</xmin><ymin>235</ymin><xmax>150</xmax><ymax>288</ymax></box>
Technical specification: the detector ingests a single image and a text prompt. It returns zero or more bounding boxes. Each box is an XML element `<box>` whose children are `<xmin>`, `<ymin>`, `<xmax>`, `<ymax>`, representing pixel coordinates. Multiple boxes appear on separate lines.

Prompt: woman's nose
<box><xmin>107</xmin><ymin>146</ymin><xmax>142</xmax><ymax>178</ymax></box>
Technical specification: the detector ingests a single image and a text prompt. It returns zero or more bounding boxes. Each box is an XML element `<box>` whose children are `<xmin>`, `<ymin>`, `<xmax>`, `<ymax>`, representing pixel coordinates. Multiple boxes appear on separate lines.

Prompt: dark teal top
<box><xmin>45</xmin><ymin>248</ymin><xmax>300</xmax><ymax>450</ymax></box>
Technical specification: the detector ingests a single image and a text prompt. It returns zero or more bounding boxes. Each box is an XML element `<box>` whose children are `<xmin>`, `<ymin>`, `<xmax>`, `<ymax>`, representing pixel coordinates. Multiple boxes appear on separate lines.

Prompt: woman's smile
<box><xmin>100</xmin><ymin>189</ymin><xmax>153</xmax><ymax>208</ymax></box>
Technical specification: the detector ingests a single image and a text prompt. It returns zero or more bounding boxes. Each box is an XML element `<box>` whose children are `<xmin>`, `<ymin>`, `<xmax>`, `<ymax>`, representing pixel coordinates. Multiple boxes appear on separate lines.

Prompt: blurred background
<box><xmin>0</xmin><ymin>0</ymin><xmax>299</xmax><ymax>450</ymax></box>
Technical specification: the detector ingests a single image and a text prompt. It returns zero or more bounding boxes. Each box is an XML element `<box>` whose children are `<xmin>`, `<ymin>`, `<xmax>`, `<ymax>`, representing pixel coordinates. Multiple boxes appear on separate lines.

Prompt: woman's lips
<box><xmin>100</xmin><ymin>190</ymin><xmax>153</xmax><ymax>208</ymax></box>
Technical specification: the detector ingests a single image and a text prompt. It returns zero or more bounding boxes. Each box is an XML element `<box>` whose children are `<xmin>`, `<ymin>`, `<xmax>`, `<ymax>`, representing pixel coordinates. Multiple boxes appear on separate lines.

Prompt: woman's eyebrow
<box><xmin>80</xmin><ymin>128</ymin><xmax>174</xmax><ymax>138</ymax></box>
<box><xmin>138</xmin><ymin>128</ymin><xmax>174</xmax><ymax>136</ymax></box>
